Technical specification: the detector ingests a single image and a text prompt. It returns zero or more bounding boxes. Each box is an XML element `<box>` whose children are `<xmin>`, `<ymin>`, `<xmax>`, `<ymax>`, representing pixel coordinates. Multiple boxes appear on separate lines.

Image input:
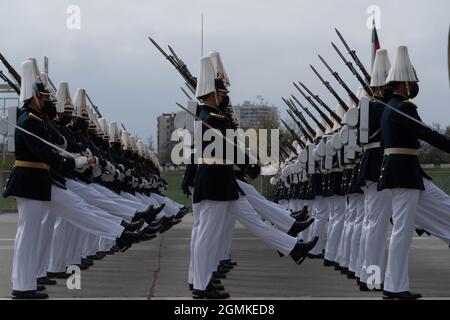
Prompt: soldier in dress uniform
<box><xmin>3</xmin><ymin>60</ymin><xmax>147</xmax><ymax>299</ymax></box>
<box><xmin>191</xmin><ymin>56</ymin><xmax>318</xmax><ymax>299</ymax></box>
<box><xmin>379</xmin><ymin>46</ymin><xmax>450</xmax><ymax>300</ymax></box>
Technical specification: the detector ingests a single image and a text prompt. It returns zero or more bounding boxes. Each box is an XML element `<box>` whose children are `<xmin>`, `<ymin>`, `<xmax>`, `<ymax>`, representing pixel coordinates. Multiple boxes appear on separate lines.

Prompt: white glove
<box><xmin>84</xmin><ymin>148</ymin><xmax>93</xmax><ymax>159</ymax></box>
<box><xmin>105</xmin><ymin>161</ymin><xmax>115</xmax><ymax>173</ymax></box>
<box><xmin>75</xmin><ymin>156</ymin><xmax>89</xmax><ymax>172</ymax></box>
<box><xmin>92</xmin><ymin>165</ymin><xmax>102</xmax><ymax>178</ymax></box>
<box><xmin>125</xmin><ymin>169</ymin><xmax>132</xmax><ymax>177</ymax></box>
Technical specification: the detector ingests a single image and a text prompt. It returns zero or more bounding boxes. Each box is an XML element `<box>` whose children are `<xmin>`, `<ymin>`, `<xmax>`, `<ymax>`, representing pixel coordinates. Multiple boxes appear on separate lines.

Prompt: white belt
<box><xmin>384</xmin><ymin>148</ymin><xmax>419</xmax><ymax>156</ymax></box>
<box><xmin>363</xmin><ymin>142</ymin><xmax>381</xmax><ymax>151</ymax></box>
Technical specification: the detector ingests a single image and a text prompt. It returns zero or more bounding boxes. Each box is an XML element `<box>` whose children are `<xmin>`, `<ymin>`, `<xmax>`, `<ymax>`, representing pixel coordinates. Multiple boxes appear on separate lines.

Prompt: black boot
<box><xmin>175</xmin><ymin>206</ymin><xmax>190</xmax><ymax>220</ymax></box>
<box><xmin>37</xmin><ymin>276</ymin><xmax>57</xmax><ymax>286</ymax></box>
<box><xmin>192</xmin><ymin>283</ymin><xmax>230</xmax><ymax>299</ymax></box>
<box><xmin>287</xmin><ymin>218</ymin><xmax>315</xmax><ymax>237</ymax></box>
<box><xmin>383</xmin><ymin>290</ymin><xmax>422</xmax><ymax>300</ymax></box>
<box><xmin>47</xmin><ymin>271</ymin><xmax>71</xmax><ymax>279</ymax></box>
<box><xmin>81</xmin><ymin>258</ymin><xmax>94</xmax><ymax>266</ymax></box>
<box><xmin>142</xmin><ymin>225</ymin><xmax>159</xmax><ymax>235</ymax></box>
<box><xmin>12</xmin><ymin>290</ymin><xmax>48</xmax><ymax>300</ymax></box>
<box><xmin>116</xmin><ymin>231</ymin><xmax>148</xmax><ymax>252</ymax></box>
<box><xmin>289</xmin><ymin>236</ymin><xmax>319</xmax><ymax>265</ymax></box>
<box><xmin>212</xmin><ymin>271</ymin><xmax>226</xmax><ymax>279</ymax></box>
<box><xmin>121</xmin><ymin>219</ymin><xmax>145</xmax><ymax>232</ymax></box>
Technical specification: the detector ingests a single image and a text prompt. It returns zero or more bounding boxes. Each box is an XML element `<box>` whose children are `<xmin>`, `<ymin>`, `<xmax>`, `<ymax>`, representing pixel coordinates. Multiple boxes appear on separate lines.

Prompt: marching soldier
<box><xmin>379</xmin><ymin>46</ymin><xmax>450</xmax><ymax>299</ymax></box>
<box><xmin>191</xmin><ymin>56</ymin><xmax>318</xmax><ymax>299</ymax></box>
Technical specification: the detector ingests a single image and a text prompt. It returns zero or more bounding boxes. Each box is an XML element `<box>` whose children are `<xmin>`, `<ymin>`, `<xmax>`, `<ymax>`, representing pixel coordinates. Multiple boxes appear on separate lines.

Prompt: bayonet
<box><xmin>335</xmin><ymin>28</ymin><xmax>372</xmax><ymax>84</ymax></box>
<box><xmin>316</xmin><ymin>55</ymin><xmax>357</xmax><ymax>106</ymax></box>
<box><xmin>331</xmin><ymin>41</ymin><xmax>374</xmax><ymax>97</ymax></box>
<box><xmin>290</xmin><ymin>96</ymin><xmax>326</xmax><ymax>133</ymax></box>
<box><xmin>310</xmin><ymin>62</ymin><xmax>349</xmax><ymax>112</ymax></box>
<box><xmin>292</xmin><ymin>83</ymin><xmax>334</xmax><ymax>128</ymax></box>
<box><xmin>298</xmin><ymin>81</ymin><xmax>342</xmax><ymax>123</ymax></box>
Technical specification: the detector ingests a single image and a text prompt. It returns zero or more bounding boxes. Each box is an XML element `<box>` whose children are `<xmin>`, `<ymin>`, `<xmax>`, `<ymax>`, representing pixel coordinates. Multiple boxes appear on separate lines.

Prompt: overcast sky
<box><xmin>1</xmin><ymin>0</ymin><xmax>449</xmax><ymax>147</ymax></box>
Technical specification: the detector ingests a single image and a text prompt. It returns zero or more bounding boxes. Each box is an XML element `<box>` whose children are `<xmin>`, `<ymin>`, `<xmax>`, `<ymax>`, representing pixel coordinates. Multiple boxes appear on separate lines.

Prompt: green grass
<box><xmin>425</xmin><ymin>168</ymin><xmax>450</xmax><ymax>195</ymax></box>
<box><xmin>161</xmin><ymin>171</ymin><xmax>191</xmax><ymax>207</ymax></box>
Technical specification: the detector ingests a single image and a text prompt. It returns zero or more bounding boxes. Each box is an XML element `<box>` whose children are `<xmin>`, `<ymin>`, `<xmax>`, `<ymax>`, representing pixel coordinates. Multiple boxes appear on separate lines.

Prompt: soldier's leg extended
<box><xmin>237</xmin><ymin>180</ymin><xmax>296</xmax><ymax>233</ymax></box>
<box><xmin>384</xmin><ymin>188</ymin><xmax>420</xmax><ymax>293</ymax></box>
<box><xmin>48</xmin><ymin>185</ymin><xmax>124</xmax><ymax>241</ymax></box>
<box><xmin>415</xmin><ymin>178</ymin><xmax>450</xmax><ymax>244</ymax></box>
<box><xmin>66</xmin><ymin>179</ymin><xmax>137</xmax><ymax>221</ymax></box>
<box><xmin>228</xmin><ymin>196</ymin><xmax>297</xmax><ymax>255</ymax></box>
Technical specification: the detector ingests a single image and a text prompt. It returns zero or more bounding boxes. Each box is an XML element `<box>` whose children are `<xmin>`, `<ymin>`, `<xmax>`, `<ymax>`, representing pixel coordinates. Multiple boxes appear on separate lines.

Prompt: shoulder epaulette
<box><xmin>28</xmin><ymin>112</ymin><xmax>42</xmax><ymax>122</ymax></box>
<box><xmin>210</xmin><ymin>112</ymin><xmax>225</xmax><ymax>120</ymax></box>
<box><xmin>403</xmin><ymin>100</ymin><xmax>417</xmax><ymax>109</ymax></box>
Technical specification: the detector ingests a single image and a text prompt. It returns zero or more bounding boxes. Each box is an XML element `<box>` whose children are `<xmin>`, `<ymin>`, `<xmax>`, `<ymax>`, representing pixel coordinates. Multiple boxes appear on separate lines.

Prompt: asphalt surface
<box><xmin>1</xmin><ymin>212</ymin><xmax>450</xmax><ymax>299</ymax></box>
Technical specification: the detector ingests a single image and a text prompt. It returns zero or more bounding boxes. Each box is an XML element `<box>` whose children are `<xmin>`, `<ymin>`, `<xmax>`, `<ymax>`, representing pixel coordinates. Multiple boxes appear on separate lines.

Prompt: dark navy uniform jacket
<box><xmin>357</xmin><ymin>98</ymin><xmax>385</xmax><ymax>185</ymax></box>
<box><xmin>378</xmin><ymin>94</ymin><xmax>450</xmax><ymax>190</ymax></box>
<box><xmin>193</xmin><ymin>104</ymin><xmax>242</xmax><ymax>204</ymax></box>
<box><xmin>3</xmin><ymin>106</ymin><xmax>75</xmax><ymax>201</ymax></box>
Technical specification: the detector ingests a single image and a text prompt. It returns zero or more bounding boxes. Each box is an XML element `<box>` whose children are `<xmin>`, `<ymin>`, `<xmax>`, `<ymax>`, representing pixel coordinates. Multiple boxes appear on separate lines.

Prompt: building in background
<box><xmin>233</xmin><ymin>100</ymin><xmax>279</xmax><ymax>128</ymax></box>
<box><xmin>157</xmin><ymin>112</ymin><xmax>177</xmax><ymax>166</ymax></box>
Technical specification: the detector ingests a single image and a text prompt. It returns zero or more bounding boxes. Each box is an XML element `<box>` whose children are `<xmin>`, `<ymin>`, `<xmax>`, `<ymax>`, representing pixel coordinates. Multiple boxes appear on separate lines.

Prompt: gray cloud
<box><xmin>0</xmin><ymin>0</ymin><xmax>449</xmax><ymax>144</ymax></box>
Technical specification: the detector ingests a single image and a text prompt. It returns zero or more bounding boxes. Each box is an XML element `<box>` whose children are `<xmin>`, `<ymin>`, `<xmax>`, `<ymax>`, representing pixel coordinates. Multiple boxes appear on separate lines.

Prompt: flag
<box><xmin>371</xmin><ymin>18</ymin><xmax>381</xmax><ymax>71</ymax></box>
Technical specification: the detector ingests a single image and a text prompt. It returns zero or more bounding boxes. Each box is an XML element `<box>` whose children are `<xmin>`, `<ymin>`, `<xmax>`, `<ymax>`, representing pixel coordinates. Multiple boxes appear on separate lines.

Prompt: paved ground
<box><xmin>1</xmin><ymin>212</ymin><xmax>450</xmax><ymax>299</ymax></box>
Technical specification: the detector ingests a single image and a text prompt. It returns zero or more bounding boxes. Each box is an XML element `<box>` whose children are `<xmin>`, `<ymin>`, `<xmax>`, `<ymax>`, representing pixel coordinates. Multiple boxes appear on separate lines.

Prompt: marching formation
<box><xmin>149</xmin><ymin>28</ymin><xmax>450</xmax><ymax>300</ymax></box>
<box><xmin>273</xmin><ymin>37</ymin><xmax>450</xmax><ymax>299</ymax></box>
<box><xmin>1</xmin><ymin>24</ymin><xmax>449</xmax><ymax>301</ymax></box>
<box><xmin>1</xmin><ymin>56</ymin><xmax>190</xmax><ymax>299</ymax></box>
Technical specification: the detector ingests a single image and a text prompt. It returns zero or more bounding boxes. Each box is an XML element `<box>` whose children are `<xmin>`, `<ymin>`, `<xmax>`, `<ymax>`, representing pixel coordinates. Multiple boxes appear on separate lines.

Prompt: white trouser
<box><xmin>348</xmin><ymin>194</ymin><xmax>365</xmax><ymax>272</ymax></box>
<box><xmin>188</xmin><ymin>196</ymin><xmax>198</xmax><ymax>285</ymax></box>
<box><xmin>149</xmin><ymin>193</ymin><xmax>180</xmax><ymax>217</ymax></box>
<box><xmin>67</xmin><ymin>180</ymin><xmax>136</xmax><ymax>221</ymax></box>
<box><xmin>12</xmin><ymin>198</ymin><xmax>49</xmax><ymax>291</ymax></box>
<box><xmin>337</xmin><ymin>194</ymin><xmax>358</xmax><ymax>268</ymax></box>
<box><xmin>360</xmin><ymin>183</ymin><xmax>392</xmax><ymax>285</ymax></box>
<box><xmin>193</xmin><ymin>196</ymin><xmax>297</xmax><ymax>290</ymax></box>
<box><xmin>384</xmin><ymin>188</ymin><xmax>420</xmax><ymax>293</ymax></box>
<box><xmin>215</xmin><ymin>214</ymin><xmax>236</xmax><ymax>271</ymax></box>
<box><xmin>36</xmin><ymin>212</ymin><xmax>57</xmax><ymax>278</ymax></box>
<box><xmin>355</xmin><ymin>189</ymin><xmax>371</xmax><ymax>278</ymax></box>
<box><xmin>12</xmin><ymin>186</ymin><xmax>124</xmax><ymax>291</ymax></box>
<box><xmin>324</xmin><ymin>196</ymin><xmax>346</xmax><ymax>262</ymax></box>
<box><xmin>90</xmin><ymin>184</ymin><xmax>147</xmax><ymax>212</ymax></box>
<box><xmin>237</xmin><ymin>180</ymin><xmax>295</xmax><ymax>233</ymax></box>
<box><xmin>48</xmin><ymin>217</ymin><xmax>71</xmax><ymax>273</ymax></box>
<box><xmin>416</xmin><ymin>179</ymin><xmax>450</xmax><ymax>244</ymax></box>
<box><xmin>308</xmin><ymin>197</ymin><xmax>329</xmax><ymax>255</ymax></box>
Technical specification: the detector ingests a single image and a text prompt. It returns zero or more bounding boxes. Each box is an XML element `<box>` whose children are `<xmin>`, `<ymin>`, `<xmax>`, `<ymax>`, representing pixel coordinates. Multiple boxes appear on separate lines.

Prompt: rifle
<box><xmin>298</xmin><ymin>81</ymin><xmax>342</xmax><ymax>123</ymax></box>
<box><xmin>289</xmin><ymin>95</ymin><xmax>326</xmax><ymax>133</ymax></box>
<box><xmin>148</xmin><ymin>36</ymin><xmax>197</xmax><ymax>90</ymax></box>
<box><xmin>316</xmin><ymin>55</ymin><xmax>357</xmax><ymax>107</ymax></box>
<box><xmin>0</xmin><ymin>70</ymin><xmax>20</xmax><ymax>94</ymax></box>
<box><xmin>285</xmin><ymin>109</ymin><xmax>313</xmax><ymax>143</ymax></box>
<box><xmin>280</xmin><ymin>136</ymin><xmax>299</xmax><ymax>156</ymax></box>
<box><xmin>335</xmin><ymin>28</ymin><xmax>372</xmax><ymax>85</ymax></box>
<box><xmin>0</xmin><ymin>53</ymin><xmax>21</xmax><ymax>85</ymax></box>
<box><xmin>282</xmin><ymin>98</ymin><xmax>316</xmax><ymax>138</ymax></box>
<box><xmin>293</xmin><ymin>82</ymin><xmax>334</xmax><ymax>128</ymax></box>
<box><xmin>281</xmin><ymin>119</ymin><xmax>303</xmax><ymax>146</ymax></box>
<box><xmin>310</xmin><ymin>63</ymin><xmax>349</xmax><ymax>112</ymax></box>
<box><xmin>86</xmin><ymin>93</ymin><xmax>102</xmax><ymax>118</ymax></box>
<box><xmin>331</xmin><ymin>41</ymin><xmax>374</xmax><ymax>97</ymax></box>
<box><xmin>180</xmin><ymin>87</ymin><xmax>193</xmax><ymax>100</ymax></box>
